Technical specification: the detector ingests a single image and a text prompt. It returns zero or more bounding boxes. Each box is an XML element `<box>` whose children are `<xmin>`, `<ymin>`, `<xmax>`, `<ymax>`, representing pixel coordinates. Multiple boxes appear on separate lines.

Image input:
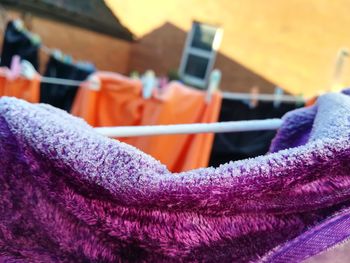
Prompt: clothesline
<box><xmin>40</xmin><ymin>76</ymin><xmax>84</xmax><ymax>86</ymax></box>
<box><xmin>222</xmin><ymin>91</ymin><xmax>304</xmax><ymax>103</ymax></box>
<box><xmin>17</xmin><ymin>68</ymin><xmax>308</xmax><ymax>103</ymax></box>
<box><xmin>4</xmin><ymin>68</ymin><xmax>307</xmax><ymax>103</ymax></box>
<box><xmin>35</xmin><ymin>75</ymin><xmax>307</xmax><ymax>103</ymax></box>
<box><xmin>94</xmin><ymin>118</ymin><xmax>283</xmax><ymax>137</ymax></box>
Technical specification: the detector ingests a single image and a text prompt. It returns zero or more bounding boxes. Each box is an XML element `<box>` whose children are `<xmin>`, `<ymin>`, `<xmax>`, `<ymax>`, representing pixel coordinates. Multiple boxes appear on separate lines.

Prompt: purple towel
<box><xmin>1</xmin><ymin>93</ymin><xmax>350</xmax><ymax>262</ymax></box>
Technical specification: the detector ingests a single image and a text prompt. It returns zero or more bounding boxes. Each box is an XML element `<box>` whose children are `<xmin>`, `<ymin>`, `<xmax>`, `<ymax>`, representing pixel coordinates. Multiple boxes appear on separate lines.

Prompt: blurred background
<box><xmin>1</xmin><ymin>0</ymin><xmax>349</xmax><ymax>97</ymax></box>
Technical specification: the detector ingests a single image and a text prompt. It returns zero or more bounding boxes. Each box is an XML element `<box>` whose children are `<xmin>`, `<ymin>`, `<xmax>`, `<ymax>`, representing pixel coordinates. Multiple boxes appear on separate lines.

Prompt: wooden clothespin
<box><xmin>273</xmin><ymin>87</ymin><xmax>283</xmax><ymax>108</ymax></box>
<box><xmin>249</xmin><ymin>86</ymin><xmax>260</xmax><ymax>109</ymax></box>
<box><xmin>205</xmin><ymin>69</ymin><xmax>221</xmax><ymax>103</ymax></box>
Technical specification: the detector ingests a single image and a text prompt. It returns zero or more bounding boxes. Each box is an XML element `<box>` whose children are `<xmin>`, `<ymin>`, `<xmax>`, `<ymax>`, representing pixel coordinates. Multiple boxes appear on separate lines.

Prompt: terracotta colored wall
<box><xmin>129</xmin><ymin>23</ymin><xmax>275</xmax><ymax>93</ymax></box>
<box><xmin>107</xmin><ymin>0</ymin><xmax>350</xmax><ymax>96</ymax></box>
<box><xmin>1</xmin><ymin>10</ymin><xmax>131</xmax><ymax>74</ymax></box>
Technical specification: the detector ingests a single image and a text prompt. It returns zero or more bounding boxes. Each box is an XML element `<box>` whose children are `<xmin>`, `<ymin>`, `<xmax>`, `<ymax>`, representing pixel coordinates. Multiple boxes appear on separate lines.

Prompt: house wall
<box><xmin>0</xmin><ymin>10</ymin><xmax>132</xmax><ymax>74</ymax></box>
<box><xmin>107</xmin><ymin>0</ymin><xmax>350</xmax><ymax>96</ymax></box>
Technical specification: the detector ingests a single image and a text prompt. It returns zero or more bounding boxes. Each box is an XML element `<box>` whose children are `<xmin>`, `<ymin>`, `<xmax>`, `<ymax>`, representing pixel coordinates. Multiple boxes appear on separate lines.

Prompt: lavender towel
<box><xmin>1</xmin><ymin>93</ymin><xmax>350</xmax><ymax>262</ymax></box>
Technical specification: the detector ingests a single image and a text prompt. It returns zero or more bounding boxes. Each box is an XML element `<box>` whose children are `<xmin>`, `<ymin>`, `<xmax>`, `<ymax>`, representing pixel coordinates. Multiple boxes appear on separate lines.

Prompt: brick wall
<box><xmin>107</xmin><ymin>0</ymin><xmax>350</xmax><ymax>96</ymax></box>
<box><xmin>129</xmin><ymin>22</ymin><xmax>275</xmax><ymax>93</ymax></box>
<box><xmin>1</xmin><ymin>10</ymin><xmax>132</xmax><ymax>74</ymax></box>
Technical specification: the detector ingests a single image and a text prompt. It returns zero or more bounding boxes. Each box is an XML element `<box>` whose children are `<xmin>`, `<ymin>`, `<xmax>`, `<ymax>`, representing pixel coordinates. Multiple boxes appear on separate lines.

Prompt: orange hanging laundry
<box><xmin>0</xmin><ymin>67</ymin><xmax>40</xmax><ymax>103</ymax></box>
<box><xmin>0</xmin><ymin>68</ymin><xmax>8</xmax><ymax>96</ymax></box>
<box><xmin>72</xmin><ymin>72</ymin><xmax>222</xmax><ymax>172</ymax></box>
<box><xmin>71</xmin><ymin>72</ymin><xmax>144</xmax><ymax>147</ymax></box>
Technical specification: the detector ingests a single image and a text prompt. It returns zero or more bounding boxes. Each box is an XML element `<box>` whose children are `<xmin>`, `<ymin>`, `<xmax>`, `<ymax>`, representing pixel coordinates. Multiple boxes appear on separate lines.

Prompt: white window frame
<box><xmin>179</xmin><ymin>22</ymin><xmax>223</xmax><ymax>88</ymax></box>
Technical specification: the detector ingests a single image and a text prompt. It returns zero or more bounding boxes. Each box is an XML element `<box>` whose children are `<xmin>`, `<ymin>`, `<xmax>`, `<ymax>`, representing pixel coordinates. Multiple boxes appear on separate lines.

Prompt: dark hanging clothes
<box><xmin>209</xmin><ymin>99</ymin><xmax>304</xmax><ymax>167</ymax></box>
<box><xmin>40</xmin><ymin>56</ymin><xmax>95</xmax><ymax>112</ymax></box>
<box><xmin>0</xmin><ymin>21</ymin><xmax>40</xmax><ymax>70</ymax></box>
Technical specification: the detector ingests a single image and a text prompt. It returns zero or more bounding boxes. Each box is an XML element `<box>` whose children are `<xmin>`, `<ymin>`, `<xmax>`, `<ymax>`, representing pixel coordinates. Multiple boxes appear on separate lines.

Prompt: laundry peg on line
<box><xmin>296</xmin><ymin>93</ymin><xmax>304</xmax><ymax>107</ymax></box>
<box><xmin>84</xmin><ymin>74</ymin><xmax>101</xmax><ymax>91</ymax></box>
<box><xmin>141</xmin><ymin>70</ymin><xmax>156</xmax><ymax>99</ymax></box>
<box><xmin>273</xmin><ymin>87</ymin><xmax>283</xmax><ymax>108</ymax></box>
<box><xmin>130</xmin><ymin>70</ymin><xmax>140</xmax><ymax>80</ymax></box>
<box><xmin>206</xmin><ymin>69</ymin><xmax>221</xmax><ymax>103</ymax></box>
<box><xmin>8</xmin><ymin>55</ymin><xmax>21</xmax><ymax>80</ymax></box>
<box><xmin>20</xmin><ymin>59</ymin><xmax>37</xmax><ymax>80</ymax></box>
<box><xmin>249</xmin><ymin>86</ymin><xmax>260</xmax><ymax>109</ymax></box>
<box><xmin>331</xmin><ymin>48</ymin><xmax>349</xmax><ymax>92</ymax></box>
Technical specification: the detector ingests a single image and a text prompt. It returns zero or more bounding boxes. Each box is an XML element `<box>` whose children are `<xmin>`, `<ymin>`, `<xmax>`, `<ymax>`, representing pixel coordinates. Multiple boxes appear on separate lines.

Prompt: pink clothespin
<box><xmin>8</xmin><ymin>55</ymin><xmax>21</xmax><ymax>80</ymax></box>
<box><xmin>249</xmin><ymin>86</ymin><xmax>260</xmax><ymax>109</ymax></box>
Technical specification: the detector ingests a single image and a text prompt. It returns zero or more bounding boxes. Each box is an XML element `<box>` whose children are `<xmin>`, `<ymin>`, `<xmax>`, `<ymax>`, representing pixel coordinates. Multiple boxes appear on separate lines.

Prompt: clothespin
<box><xmin>205</xmin><ymin>69</ymin><xmax>221</xmax><ymax>103</ymax></box>
<box><xmin>331</xmin><ymin>48</ymin><xmax>349</xmax><ymax>92</ymax></box>
<box><xmin>130</xmin><ymin>70</ymin><xmax>140</xmax><ymax>80</ymax></box>
<box><xmin>20</xmin><ymin>60</ymin><xmax>36</xmax><ymax>80</ymax></box>
<box><xmin>8</xmin><ymin>55</ymin><xmax>21</xmax><ymax>80</ymax></box>
<box><xmin>13</xmin><ymin>17</ymin><xmax>41</xmax><ymax>46</ymax></box>
<box><xmin>29</xmin><ymin>33</ymin><xmax>41</xmax><ymax>46</ymax></box>
<box><xmin>141</xmin><ymin>70</ymin><xmax>156</xmax><ymax>99</ymax></box>
<box><xmin>85</xmin><ymin>74</ymin><xmax>101</xmax><ymax>91</ymax></box>
<box><xmin>64</xmin><ymin>54</ymin><xmax>73</xmax><ymax>64</ymax></box>
<box><xmin>158</xmin><ymin>76</ymin><xmax>168</xmax><ymax>89</ymax></box>
<box><xmin>52</xmin><ymin>49</ymin><xmax>63</xmax><ymax>61</ymax></box>
<box><xmin>295</xmin><ymin>93</ymin><xmax>304</xmax><ymax>107</ymax></box>
<box><xmin>249</xmin><ymin>86</ymin><xmax>260</xmax><ymax>109</ymax></box>
<box><xmin>13</xmin><ymin>19</ymin><xmax>24</xmax><ymax>32</ymax></box>
<box><xmin>273</xmin><ymin>87</ymin><xmax>283</xmax><ymax>108</ymax></box>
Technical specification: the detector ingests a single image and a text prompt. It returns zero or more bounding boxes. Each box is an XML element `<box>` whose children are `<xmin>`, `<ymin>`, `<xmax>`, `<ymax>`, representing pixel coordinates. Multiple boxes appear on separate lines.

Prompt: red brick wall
<box><xmin>129</xmin><ymin>23</ymin><xmax>275</xmax><ymax>93</ymax></box>
<box><xmin>108</xmin><ymin>0</ymin><xmax>350</xmax><ymax>96</ymax></box>
<box><xmin>1</xmin><ymin>10</ymin><xmax>131</xmax><ymax>74</ymax></box>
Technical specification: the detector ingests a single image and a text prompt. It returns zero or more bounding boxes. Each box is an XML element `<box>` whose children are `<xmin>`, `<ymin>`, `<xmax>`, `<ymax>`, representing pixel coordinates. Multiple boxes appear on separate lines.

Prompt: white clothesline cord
<box><xmin>40</xmin><ymin>76</ymin><xmax>85</xmax><ymax>86</ymax></box>
<box><xmin>222</xmin><ymin>92</ymin><xmax>304</xmax><ymax>103</ymax></box>
<box><xmin>2</xmin><ymin>59</ymin><xmax>307</xmax><ymax>102</ymax></box>
<box><xmin>36</xmin><ymin>78</ymin><xmax>306</xmax><ymax>103</ymax></box>
<box><xmin>94</xmin><ymin>119</ymin><xmax>283</xmax><ymax>137</ymax></box>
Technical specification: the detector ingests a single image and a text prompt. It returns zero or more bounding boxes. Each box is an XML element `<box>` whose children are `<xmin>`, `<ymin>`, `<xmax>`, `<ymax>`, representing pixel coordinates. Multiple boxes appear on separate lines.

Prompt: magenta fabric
<box><xmin>1</xmin><ymin>93</ymin><xmax>350</xmax><ymax>262</ymax></box>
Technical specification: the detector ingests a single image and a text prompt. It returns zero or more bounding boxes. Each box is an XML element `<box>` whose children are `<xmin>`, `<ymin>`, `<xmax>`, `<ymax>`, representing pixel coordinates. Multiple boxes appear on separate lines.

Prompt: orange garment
<box><xmin>72</xmin><ymin>72</ymin><xmax>222</xmax><ymax>172</ymax></box>
<box><xmin>0</xmin><ymin>67</ymin><xmax>40</xmax><ymax>103</ymax></box>
<box><xmin>305</xmin><ymin>96</ymin><xmax>317</xmax><ymax>107</ymax></box>
<box><xmin>0</xmin><ymin>68</ymin><xmax>8</xmax><ymax>96</ymax></box>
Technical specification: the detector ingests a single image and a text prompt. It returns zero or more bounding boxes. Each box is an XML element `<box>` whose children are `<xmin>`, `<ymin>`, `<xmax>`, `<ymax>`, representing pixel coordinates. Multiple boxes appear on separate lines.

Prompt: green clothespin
<box><xmin>29</xmin><ymin>33</ymin><xmax>41</xmax><ymax>46</ymax></box>
<box><xmin>296</xmin><ymin>93</ymin><xmax>304</xmax><ymax>107</ymax></box>
<box><xmin>64</xmin><ymin>55</ymin><xmax>73</xmax><ymax>64</ymax></box>
<box><xmin>130</xmin><ymin>70</ymin><xmax>140</xmax><ymax>80</ymax></box>
<box><xmin>53</xmin><ymin>49</ymin><xmax>63</xmax><ymax>61</ymax></box>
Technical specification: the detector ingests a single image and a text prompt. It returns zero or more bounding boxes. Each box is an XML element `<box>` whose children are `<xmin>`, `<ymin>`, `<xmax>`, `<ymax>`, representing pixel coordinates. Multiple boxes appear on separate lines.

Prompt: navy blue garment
<box><xmin>0</xmin><ymin>21</ymin><xmax>40</xmax><ymax>70</ymax></box>
<box><xmin>209</xmin><ymin>99</ymin><xmax>303</xmax><ymax>167</ymax></box>
<box><xmin>40</xmin><ymin>55</ymin><xmax>95</xmax><ymax>112</ymax></box>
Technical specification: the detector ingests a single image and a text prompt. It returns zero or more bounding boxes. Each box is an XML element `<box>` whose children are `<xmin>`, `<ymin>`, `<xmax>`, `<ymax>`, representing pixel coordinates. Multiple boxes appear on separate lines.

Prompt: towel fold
<box><xmin>1</xmin><ymin>92</ymin><xmax>350</xmax><ymax>262</ymax></box>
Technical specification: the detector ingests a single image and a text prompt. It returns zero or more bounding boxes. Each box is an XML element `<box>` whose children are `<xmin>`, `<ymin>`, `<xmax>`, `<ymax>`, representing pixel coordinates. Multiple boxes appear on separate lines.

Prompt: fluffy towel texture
<box><xmin>1</xmin><ymin>93</ymin><xmax>350</xmax><ymax>262</ymax></box>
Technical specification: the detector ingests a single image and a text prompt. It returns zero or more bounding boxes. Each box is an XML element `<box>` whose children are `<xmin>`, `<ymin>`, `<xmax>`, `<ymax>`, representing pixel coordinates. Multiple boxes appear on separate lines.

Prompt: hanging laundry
<box><xmin>0</xmin><ymin>67</ymin><xmax>40</xmax><ymax>103</ymax></box>
<box><xmin>0</xmin><ymin>20</ymin><xmax>40</xmax><ymax>70</ymax></box>
<box><xmin>1</xmin><ymin>92</ymin><xmax>350</xmax><ymax>262</ymax></box>
<box><xmin>40</xmin><ymin>55</ymin><xmax>95</xmax><ymax>112</ymax></box>
<box><xmin>72</xmin><ymin>72</ymin><xmax>221</xmax><ymax>172</ymax></box>
<box><xmin>209</xmin><ymin>99</ymin><xmax>303</xmax><ymax>167</ymax></box>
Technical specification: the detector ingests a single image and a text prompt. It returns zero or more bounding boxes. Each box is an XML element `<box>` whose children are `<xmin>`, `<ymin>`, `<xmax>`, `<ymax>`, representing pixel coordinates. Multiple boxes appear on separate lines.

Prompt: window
<box><xmin>179</xmin><ymin>22</ymin><xmax>223</xmax><ymax>88</ymax></box>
